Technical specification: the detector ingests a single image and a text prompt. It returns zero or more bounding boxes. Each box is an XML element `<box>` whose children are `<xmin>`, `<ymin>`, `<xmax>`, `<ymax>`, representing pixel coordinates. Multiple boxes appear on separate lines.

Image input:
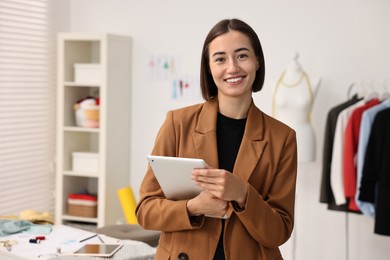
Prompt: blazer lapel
<box><xmin>233</xmin><ymin>102</ymin><xmax>267</xmax><ymax>182</ymax></box>
<box><xmin>192</xmin><ymin>98</ymin><xmax>267</xmax><ymax>181</ymax></box>
<box><xmin>192</xmin><ymin>98</ymin><xmax>219</xmax><ymax>168</ymax></box>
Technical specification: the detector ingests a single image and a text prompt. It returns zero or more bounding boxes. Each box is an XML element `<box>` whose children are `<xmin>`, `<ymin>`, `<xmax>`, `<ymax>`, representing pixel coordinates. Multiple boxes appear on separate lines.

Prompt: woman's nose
<box><xmin>227</xmin><ymin>59</ymin><xmax>240</xmax><ymax>72</ymax></box>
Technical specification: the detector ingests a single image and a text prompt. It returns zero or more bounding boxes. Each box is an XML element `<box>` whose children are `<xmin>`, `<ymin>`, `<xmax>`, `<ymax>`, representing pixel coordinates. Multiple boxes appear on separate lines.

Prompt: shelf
<box><xmin>62</xmin><ymin>215</ymin><xmax>98</xmax><ymax>224</ymax></box>
<box><xmin>64</xmin><ymin>81</ymin><xmax>101</xmax><ymax>87</ymax></box>
<box><xmin>63</xmin><ymin>171</ymin><xmax>99</xmax><ymax>178</ymax></box>
<box><xmin>56</xmin><ymin>32</ymin><xmax>132</xmax><ymax>228</ymax></box>
<box><xmin>63</xmin><ymin>126</ymin><xmax>100</xmax><ymax>133</ymax></box>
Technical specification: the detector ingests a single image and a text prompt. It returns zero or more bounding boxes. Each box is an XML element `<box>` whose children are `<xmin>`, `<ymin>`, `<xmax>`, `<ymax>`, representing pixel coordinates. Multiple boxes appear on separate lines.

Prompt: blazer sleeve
<box><xmin>233</xmin><ymin>128</ymin><xmax>297</xmax><ymax>248</ymax></box>
<box><xmin>136</xmin><ymin>111</ymin><xmax>205</xmax><ymax>232</ymax></box>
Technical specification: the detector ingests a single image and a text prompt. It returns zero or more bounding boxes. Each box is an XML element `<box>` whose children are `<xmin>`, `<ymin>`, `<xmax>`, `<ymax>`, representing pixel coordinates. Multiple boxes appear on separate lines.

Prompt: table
<box><xmin>0</xmin><ymin>224</ymin><xmax>156</xmax><ymax>260</ymax></box>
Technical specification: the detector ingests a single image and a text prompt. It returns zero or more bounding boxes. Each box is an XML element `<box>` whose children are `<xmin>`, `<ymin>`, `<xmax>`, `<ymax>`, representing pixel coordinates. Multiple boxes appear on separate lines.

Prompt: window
<box><xmin>0</xmin><ymin>0</ymin><xmax>55</xmax><ymax>215</ymax></box>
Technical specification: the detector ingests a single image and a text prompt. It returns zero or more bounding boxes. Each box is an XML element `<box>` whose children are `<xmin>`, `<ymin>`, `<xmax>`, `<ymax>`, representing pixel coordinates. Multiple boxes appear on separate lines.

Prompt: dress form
<box><xmin>272</xmin><ymin>53</ymin><xmax>320</xmax><ymax>162</ymax></box>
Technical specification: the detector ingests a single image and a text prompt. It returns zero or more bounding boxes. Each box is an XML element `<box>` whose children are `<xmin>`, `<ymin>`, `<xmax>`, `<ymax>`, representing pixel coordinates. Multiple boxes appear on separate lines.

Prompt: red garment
<box><xmin>343</xmin><ymin>98</ymin><xmax>380</xmax><ymax>211</ymax></box>
<box><xmin>68</xmin><ymin>193</ymin><xmax>97</xmax><ymax>201</ymax></box>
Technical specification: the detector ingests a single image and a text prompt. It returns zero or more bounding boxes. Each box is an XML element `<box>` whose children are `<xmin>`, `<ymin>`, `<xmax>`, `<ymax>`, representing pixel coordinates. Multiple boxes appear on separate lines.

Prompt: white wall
<box><xmin>57</xmin><ymin>0</ymin><xmax>390</xmax><ymax>259</ymax></box>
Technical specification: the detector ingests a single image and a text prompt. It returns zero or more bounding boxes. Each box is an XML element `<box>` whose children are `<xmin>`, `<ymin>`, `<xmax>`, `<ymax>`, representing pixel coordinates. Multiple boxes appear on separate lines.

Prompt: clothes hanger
<box><xmin>363</xmin><ymin>79</ymin><xmax>379</xmax><ymax>102</ymax></box>
<box><xmin>380</xmin><ymin>79</ymin><xmax>390</xmax><ymax>100</ymax></box>
<box><xmin>347</xmin><ymin>82</ymin><xmax>357</xmax><ymax>99</ymax></box>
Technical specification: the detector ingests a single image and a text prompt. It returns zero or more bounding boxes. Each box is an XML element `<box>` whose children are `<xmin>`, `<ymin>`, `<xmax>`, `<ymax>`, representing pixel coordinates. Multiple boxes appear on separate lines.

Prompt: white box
<box><xmin>72</xmin><ymin>152</ymin><xmax>99</xmax><ymax>172</ymax></box>
<box><xmin>74</xmin><ymin>63</ymin><xmax>101</xmax><ymax>84</ymax></box>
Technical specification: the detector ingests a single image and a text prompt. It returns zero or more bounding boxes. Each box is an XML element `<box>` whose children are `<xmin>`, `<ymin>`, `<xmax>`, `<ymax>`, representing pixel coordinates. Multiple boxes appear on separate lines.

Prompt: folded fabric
<box><xmin>25</xmin><ymin>224</ymin><xmax>52</xmax><ymax>234</ymax></box>
<box><xmin>0</xmin><ymin>210</ymin><xmax>54</xmax><ymax>225</ymax></box>
<box><xmin>0</xmin><ymin>214</ymin><xmax>19</xmax><ymax>220</ymax></box>
<box><xmin>19</xmin><ymin>209</ymin><xmax>54</xmax><ymax>224</ymax></box>
<box><xmin>68</xmin><ymin>193</ymin><xmax>97</xmax><ymax>201</ymax></box>
<box><xmin>0</xmin><ymin>220</ymin><xmax>33</xmax><ymax>236</ymax></box>
<box><xmin>68</xmin><ymin>198</ymin><xmax>98</xmax><ymax>206</ymax></box>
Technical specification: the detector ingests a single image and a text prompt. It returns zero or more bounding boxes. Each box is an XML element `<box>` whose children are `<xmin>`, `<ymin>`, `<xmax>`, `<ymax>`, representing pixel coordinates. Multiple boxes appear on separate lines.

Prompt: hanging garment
<box><xmin>330</xmin><ymin>99</ymin><xmax>365</xmax><ymax>206</ymax></box>
<box><xmin>359</xmin><ymin>108</ymin><xmax>390</xmax><ymax>236</ymax></box>
<box><xmin>320</xmin><ymin>94</ymin><xmax>362</xmax><ymax>211</ymax></box>
<box><xmin>343</xmin><ymin>98</ymin><xmax>380</xmax><ymax>211</ymax></box>
<box><xmin>355</xmin><ymin>100</ymin><xmax>390</xmax><ymax>217</ymax></box>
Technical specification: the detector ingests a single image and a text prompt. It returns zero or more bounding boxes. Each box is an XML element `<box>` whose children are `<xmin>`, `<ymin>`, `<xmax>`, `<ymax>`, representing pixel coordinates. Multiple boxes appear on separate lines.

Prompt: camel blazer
<box><xmin>136</xmin><ymin>97</ymin><xmax>297</xmax><ymax>260</ymax></box>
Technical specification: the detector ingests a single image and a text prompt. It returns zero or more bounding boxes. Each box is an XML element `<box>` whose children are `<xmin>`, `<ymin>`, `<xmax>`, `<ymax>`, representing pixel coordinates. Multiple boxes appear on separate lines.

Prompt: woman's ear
<box><xmin>256</xmin><ymin>58</ymin><xmax>260</xmax><ymax>70</ymax></box>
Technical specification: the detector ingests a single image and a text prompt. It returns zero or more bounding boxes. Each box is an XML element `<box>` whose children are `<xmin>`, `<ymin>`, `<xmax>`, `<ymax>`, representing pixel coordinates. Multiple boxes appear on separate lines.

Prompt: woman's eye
<box><xmin>215</xmin><ymin>57</ymin><xmax>225</xmax><ymax>63</ymax></box>
<box><xmin>237</xmin><ymin>53</ymin><xmax>248</xmax><ymax>59</ymax></box>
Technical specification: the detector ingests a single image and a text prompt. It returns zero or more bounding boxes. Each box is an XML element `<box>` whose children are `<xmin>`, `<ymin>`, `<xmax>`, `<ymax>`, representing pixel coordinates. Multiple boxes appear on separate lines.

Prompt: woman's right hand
<box><xmin>186</xmin><ymin>191</ymin><xmax>228</xmax><ymax>218</ymax></box>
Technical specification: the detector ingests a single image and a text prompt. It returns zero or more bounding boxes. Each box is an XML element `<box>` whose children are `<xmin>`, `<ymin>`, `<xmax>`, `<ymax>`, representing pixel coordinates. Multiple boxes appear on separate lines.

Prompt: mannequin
<box><xmin>272</xmin><ymin>53</ymin><xmax>320</xmax><ymax>162</ymax></box>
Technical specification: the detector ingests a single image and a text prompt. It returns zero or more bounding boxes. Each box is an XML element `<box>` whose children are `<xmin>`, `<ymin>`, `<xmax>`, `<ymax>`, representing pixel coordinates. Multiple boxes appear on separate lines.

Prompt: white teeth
<box><xmin>226</xmin><ymin>77</ymin><xmax>242</xmax><ymax>83</ymax></box>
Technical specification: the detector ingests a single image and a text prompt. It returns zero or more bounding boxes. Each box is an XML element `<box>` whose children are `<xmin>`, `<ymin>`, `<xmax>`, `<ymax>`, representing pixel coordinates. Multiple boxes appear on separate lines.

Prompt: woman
<box><xmin>136</xmin><ymin>18</ymin><xmax>297</xmax><ymax>260</ymax></box>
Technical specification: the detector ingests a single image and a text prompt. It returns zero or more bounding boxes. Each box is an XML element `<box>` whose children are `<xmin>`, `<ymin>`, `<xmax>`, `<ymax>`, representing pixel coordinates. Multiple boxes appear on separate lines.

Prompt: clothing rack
<box><xmin>321</xmin><ymin>79</ymin><xmax>390</xmax><ymax>260</ymax></box>
<box><xmin>345</xmin><ymin>79</ymin><xmax>390</xmax><ymax>260</ymax></box>
<box><xmin>345</xmin><ymin>212</ymin><xmax>349</xmax><ymax>260</ymax></box>
<box><xmin>347</xmin><ymin>79</ymin><xmax>390</xmax><ymax>100</ymax></box>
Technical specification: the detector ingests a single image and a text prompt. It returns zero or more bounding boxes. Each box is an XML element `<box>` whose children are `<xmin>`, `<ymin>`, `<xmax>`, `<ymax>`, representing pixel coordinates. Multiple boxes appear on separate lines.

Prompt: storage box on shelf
<box><xmin>72</xmin><ymin>152</ymin><xmax>99</xmax><ymax>173</ymax></box>
<box><xmin>68</xmin><ymin>204</ymin><xmax>97</xmax><ymax>218</ymax></box>
<box><xmin>74</xmin><ymin>63</ymin><xmax>101</xmax><ymax>84</ymax></box>
<box><xmin>56</xmin><ymin>33</ymin><xmax>132</xmax><ymax>229</ymax></box>
<box><xmin>67</xmin><ymin>193</ymin><xmax>98</xmax><ymax>218</ymax></box>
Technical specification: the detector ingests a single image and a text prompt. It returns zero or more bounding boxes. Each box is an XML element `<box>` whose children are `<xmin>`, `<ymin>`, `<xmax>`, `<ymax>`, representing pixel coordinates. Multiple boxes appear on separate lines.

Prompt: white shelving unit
<box><xmin>55</xmin><ymin>33</ymin><xmax>132</xmax><ymax>228</ymax></box>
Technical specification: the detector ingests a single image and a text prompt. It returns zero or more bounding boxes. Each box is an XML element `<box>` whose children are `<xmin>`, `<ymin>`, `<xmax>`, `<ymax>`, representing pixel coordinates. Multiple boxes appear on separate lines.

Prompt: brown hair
<box><xmin>200</xmin><ymin>18</ymin><xmax>265</xmax><ymax>100</ymax></box>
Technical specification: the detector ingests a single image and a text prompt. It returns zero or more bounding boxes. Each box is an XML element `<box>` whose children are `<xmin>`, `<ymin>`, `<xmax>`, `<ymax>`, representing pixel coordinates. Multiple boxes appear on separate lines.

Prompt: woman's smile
<box><xmin>225</xmin><ymin>76</ymin><xmax>245</xmax><ymax>84</ymax></box>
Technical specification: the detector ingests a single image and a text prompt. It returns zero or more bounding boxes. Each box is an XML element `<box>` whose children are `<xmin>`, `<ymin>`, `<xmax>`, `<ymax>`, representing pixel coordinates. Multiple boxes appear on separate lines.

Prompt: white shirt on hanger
<box><xmin>330</xmin><ymin>99</ymin><xmax>365</xmax><ymax>205</ymax></box>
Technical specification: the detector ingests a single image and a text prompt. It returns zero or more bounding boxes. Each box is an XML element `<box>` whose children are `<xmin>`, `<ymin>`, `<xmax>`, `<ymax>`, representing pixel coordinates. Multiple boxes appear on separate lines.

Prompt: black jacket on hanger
<box><xmin>320</xmin><ymin>94</ymin><xmax>362</xmax><ymax>211</ymax></box>
<box><xmin>359</xmin><ymin>107</ymin><xmax>390</xmax><ymax>236</ymax></box>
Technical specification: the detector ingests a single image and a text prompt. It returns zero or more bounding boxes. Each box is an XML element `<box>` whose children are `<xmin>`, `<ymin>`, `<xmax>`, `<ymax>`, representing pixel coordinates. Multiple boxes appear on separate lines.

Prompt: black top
<box><xmin>213</xmin><ymin>112</ymin><xmax>246</xmax><ymax>260</ymax></box>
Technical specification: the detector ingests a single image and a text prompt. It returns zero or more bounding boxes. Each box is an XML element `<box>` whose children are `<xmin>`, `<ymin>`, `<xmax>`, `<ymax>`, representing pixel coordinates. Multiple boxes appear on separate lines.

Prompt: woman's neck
<box><xmin>217</xmin><ymin>95</ymin><xmax>251</xmax><ymax>119</ymax></box>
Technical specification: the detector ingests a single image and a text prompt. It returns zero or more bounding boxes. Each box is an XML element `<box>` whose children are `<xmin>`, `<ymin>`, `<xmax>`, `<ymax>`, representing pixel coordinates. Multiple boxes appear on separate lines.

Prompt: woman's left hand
<box><xmin>192</xmin><ymin>165</ymin><xmax>248</xmax><ymax>207</ymax></box>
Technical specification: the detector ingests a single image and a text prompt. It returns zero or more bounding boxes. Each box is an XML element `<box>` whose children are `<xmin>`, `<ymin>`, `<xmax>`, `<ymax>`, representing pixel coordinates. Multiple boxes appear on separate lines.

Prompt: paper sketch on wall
<box><xmin>148</xmin><ymin>55</ymin><xmax>178</xmax><ymax>80</ymax></box>
<box><xmin>148</xmin><ymin>54</ymin><xmax>201</xmax><ymax>101</ymax></box>
<box><xmin>171</xmin><ymin>76</ymin><xmax>200</xmax><ymax>100</ymax></box>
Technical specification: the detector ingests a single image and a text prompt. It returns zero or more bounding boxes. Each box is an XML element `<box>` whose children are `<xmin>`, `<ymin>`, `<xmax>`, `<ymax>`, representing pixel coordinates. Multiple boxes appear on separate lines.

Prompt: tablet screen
<box><xmin>146</xmin><ymin>155</ymin><xmax>205</xmax><ymax>200</ymax></box>
<box><xmin>146</xmin><ymin>155</ymin><xmax>230</xmax><ymax>219</ymax></box>
<box><xmin>72</xmin><ymin>244</ymin><xmax>123</xmax><ymax>257</ymax></box>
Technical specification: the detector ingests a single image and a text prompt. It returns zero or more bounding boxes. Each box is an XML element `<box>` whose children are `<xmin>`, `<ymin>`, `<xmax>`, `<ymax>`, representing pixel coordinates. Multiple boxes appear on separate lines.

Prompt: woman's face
<box><xmin>208</xmin><ymin>30</ymin><xmax>259</xmax><ymax>100</ymax></box>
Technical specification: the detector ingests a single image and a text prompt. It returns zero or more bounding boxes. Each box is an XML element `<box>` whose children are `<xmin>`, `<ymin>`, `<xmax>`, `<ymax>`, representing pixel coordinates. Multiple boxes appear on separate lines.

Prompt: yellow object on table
<box><xmin>117</xmin><ymin>187</ymin><xmax>138</xmax><ymax>224</ymax></box>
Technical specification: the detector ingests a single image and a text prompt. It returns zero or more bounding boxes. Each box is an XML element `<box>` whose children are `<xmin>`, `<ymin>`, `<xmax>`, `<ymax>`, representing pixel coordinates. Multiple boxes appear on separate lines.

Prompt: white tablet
<box><xmin>72</xmin><ymin>244</ymin><xmax>123</xmax><ymax>257</ymax></box>
<box><xmin>146</xmin><ymin>155</ymin><xmax>206</xmax><ymax>200</ymax></box>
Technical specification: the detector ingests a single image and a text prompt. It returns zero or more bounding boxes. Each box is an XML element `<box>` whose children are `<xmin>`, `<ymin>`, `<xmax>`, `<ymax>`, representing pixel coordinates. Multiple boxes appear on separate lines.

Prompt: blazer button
<box><xmin>178</xmin><ymin>252</ymin><xmax>189</xmax><ymax>260</ymax></box>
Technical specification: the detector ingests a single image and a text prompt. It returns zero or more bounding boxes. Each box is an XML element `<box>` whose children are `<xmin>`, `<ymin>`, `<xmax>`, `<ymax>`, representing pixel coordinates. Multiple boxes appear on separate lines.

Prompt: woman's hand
<box><xmin>187</xmin><ymin>191</ymin><xmax>228</xmax><ymax>218</ymax></box>
<box><xmin>192</xmin><ymin>165</ymin><xmax>248</xmax><ymax>208</ymax></box>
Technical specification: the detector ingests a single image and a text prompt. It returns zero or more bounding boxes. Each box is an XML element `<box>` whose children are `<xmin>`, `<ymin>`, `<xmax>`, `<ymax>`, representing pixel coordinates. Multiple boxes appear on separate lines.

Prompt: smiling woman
<box><xmin>136</xmin><ymin>18</ymin><xmax>297</xmax><ymax>260</ymax></box>
<box><xmin>208</xmin><ymin>30</ymin><xmax>260</xmax><ymax>118</ymax></box>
